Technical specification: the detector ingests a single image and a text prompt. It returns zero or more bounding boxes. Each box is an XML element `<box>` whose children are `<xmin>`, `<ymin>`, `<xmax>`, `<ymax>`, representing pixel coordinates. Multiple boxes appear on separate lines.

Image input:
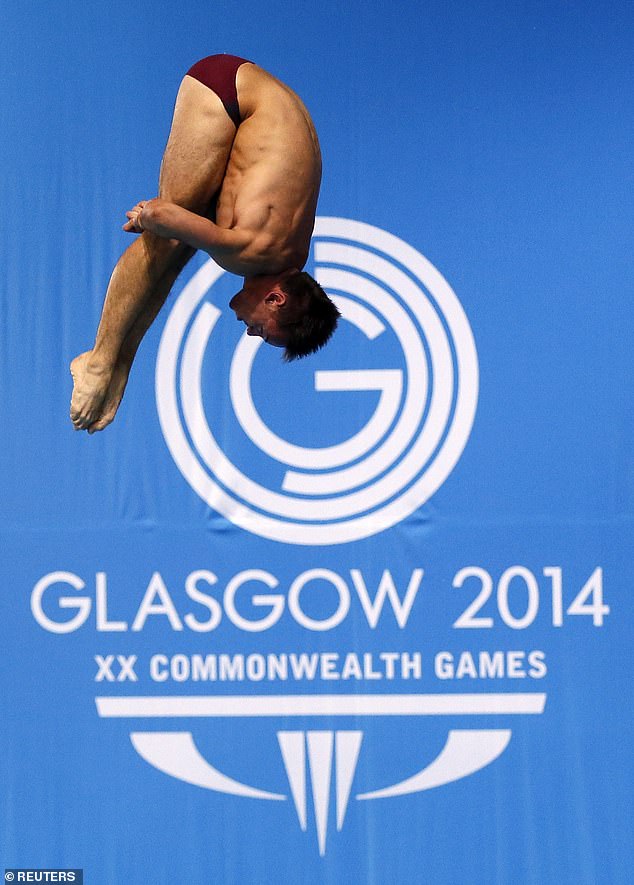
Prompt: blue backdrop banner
<box><xmin>1</xmin><ymin>2</ymin><xmax>632</xmax><ymax>883</ymax></box>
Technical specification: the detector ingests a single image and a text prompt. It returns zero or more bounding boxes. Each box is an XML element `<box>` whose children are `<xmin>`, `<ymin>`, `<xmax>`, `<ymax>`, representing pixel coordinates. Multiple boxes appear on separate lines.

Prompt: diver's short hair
<box><xmin>278</xmin><ymin>271</ymin><xmax>341</xmax><ymax>361</ymax></box>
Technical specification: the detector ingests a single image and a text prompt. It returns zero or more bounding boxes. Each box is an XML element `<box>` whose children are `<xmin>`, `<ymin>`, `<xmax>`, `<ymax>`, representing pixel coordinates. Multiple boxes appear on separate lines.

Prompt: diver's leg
<box><xmin>70</xmin><ymin>75</ymin><xmax>235</xmax><ymax>430</ymax></box>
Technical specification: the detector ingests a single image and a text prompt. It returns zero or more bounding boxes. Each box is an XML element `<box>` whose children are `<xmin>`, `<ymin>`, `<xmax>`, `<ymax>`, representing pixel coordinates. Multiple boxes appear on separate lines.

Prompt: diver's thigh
<box><xmin>158</xmin><ymin>75</ymin><xmax>236</xmax><ymax>211</ymax></box>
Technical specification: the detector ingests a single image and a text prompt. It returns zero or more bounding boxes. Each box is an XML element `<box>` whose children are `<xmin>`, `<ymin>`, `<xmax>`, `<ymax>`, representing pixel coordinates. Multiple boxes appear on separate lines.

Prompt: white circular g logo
<box><xmin>156</xmin><ymin>218</ymin><xmax>478</xmax><ymax>545</ymax></box>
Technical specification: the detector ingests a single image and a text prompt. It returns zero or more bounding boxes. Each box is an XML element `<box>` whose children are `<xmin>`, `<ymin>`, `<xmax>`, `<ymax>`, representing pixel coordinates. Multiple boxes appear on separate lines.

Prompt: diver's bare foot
<box><xmin>86</xmin><ymin>360</ymin><xmax>132</xmax><ymax>434</ymax></box>
<box><xmin>70</xmin><ymin>352</ymin><xmax>113</xmax><ymax>430</ymax></box>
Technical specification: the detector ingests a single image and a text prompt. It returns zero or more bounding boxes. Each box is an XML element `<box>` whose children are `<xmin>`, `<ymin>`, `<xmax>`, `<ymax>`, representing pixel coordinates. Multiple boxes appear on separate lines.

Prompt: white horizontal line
<box><xmin>96</xmin><ymin>693</ymin><xmax>546</xmax><ymax>718</ymax></box>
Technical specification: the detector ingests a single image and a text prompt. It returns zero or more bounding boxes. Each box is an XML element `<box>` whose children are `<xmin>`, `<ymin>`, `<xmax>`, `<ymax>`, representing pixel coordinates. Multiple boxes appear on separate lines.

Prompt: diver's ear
<box><xmin>264</xmin><ymin>288</ymin><xmax>287</xmax><ymax>307</ymax></box>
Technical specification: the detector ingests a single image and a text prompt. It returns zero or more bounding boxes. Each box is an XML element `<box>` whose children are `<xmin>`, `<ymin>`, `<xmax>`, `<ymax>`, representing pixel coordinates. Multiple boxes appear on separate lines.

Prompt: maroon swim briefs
<box><xmin>185</xmin><ymin>54</ymin><xmax>252</xmax><ymax>128</ymax></box>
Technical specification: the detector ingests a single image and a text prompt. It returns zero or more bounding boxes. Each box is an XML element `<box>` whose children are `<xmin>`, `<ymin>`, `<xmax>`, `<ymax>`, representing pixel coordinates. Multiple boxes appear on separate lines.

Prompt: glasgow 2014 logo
<box><xmin>97</xmin><ymin>692</ymin><xmax>546</xmax><ymax>856</ymax></box>
<box><xmin>156</xmin><ymin>218</ymin><xmax>479</xmax><ymax>544</ymax></box>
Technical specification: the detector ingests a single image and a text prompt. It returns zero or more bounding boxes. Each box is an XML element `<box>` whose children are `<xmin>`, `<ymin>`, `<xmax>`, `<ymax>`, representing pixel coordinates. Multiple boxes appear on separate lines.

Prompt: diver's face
<box><xmin>229</xmin><ymin>282</ymin><xmax>287</xmax><ymax>348</ymax></box>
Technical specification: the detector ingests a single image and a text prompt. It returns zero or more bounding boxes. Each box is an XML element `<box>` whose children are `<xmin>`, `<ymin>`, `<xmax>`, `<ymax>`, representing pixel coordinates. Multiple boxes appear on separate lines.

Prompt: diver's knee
<box><xmin>138</xmin><ymin>232</ymin><xmax>194</xmax><ymax>281</ymax></box>
<box><xmin>141</xmin><ymin>230</ymin><xmax>190</xmax><ymax>260</ymax></box>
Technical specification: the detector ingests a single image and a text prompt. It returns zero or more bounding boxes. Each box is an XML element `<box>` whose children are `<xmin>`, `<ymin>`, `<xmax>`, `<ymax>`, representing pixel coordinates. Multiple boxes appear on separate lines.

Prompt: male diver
<box><xmin>70</xmin><ymin>54</ymin><xmax>339</xmax><ymax>433</ymax></box>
